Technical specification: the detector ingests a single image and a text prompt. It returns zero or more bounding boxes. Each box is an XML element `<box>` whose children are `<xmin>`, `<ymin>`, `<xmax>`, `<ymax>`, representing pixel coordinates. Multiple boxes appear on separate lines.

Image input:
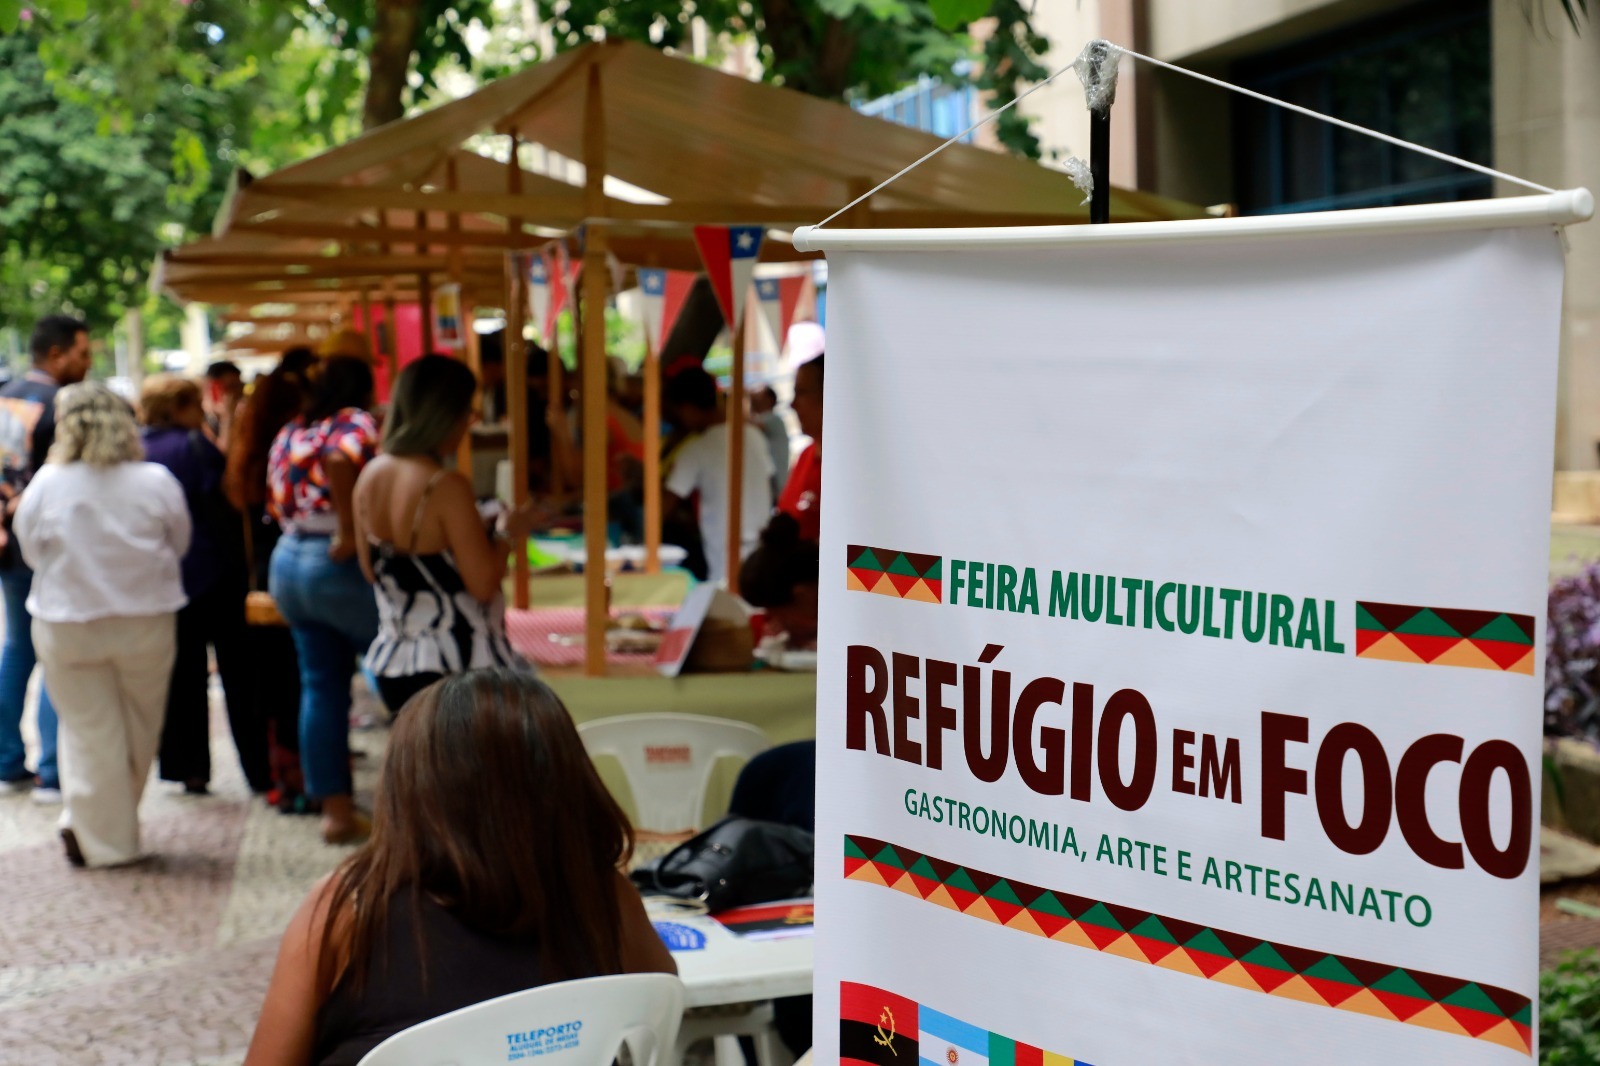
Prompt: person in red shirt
<box><xmin>776</xmin><ymin>354</ymin><xmax>822</xmax><ymax>542</ymax></box>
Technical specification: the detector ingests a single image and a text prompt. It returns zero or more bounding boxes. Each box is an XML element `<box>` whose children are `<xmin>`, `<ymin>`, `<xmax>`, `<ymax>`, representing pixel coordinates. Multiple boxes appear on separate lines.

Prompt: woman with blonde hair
<box><xmin>14</xmin><ymin>382</ymin><xmax>191</xmax><ymax>867</ymax></box>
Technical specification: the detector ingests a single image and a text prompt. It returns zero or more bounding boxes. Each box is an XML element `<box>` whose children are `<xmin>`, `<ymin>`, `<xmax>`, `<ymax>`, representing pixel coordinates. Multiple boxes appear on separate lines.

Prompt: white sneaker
<box><xmin>31</xmin><ymin>787</ymin><xmax>61</xmax><ymax>806</ymax></box>
<box><xmin>0</xmin><ymin>776</ymin><xmax>33</xmax><ymax>795</ymax></box>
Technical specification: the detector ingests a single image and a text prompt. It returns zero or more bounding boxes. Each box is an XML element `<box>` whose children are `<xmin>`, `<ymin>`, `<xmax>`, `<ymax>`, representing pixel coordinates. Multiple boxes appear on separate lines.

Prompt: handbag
<box><xmin>631</xmin><ymin>815</ymin><xmax>814</xmax><ymax>914</ymax></box>
<box><xmin>240</xmin><ymin>508</ymin><xmax>287</xmax><ymax>628</ymax></box>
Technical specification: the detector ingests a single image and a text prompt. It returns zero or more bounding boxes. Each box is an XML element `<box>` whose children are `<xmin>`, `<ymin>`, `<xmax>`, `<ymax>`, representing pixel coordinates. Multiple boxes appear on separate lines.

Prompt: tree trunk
<box><xmin>756</xmin><ymin>0</ymin><xmax>857</xmax><ymax>98</ymax></box>
<box><xmin>363</xmin><ymin>0</ymin><xmax>422</xmax><ymax>130</ymax></box>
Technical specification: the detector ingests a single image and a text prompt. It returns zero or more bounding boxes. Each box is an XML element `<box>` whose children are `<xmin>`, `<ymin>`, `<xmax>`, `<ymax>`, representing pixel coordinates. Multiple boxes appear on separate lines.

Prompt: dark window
<box><xmin>1232</xmin><ymin>0</ymin><xmax>1491</xmax><ymax>214</ymax></box>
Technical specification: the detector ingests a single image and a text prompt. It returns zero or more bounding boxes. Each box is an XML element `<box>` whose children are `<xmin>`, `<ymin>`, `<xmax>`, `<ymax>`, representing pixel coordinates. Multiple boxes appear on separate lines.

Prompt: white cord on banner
<box><xmin>810</xmin><ymin>64</ymin><xmax>1078</xmax><ymax>231</ymax></box>
<box><xmin>1121</xmin><ymin>45</ymin><xmax>1556</xmax><ymax>196</ymax></box>
<box><xmin>811</xmin><ymin>39</ymin><xmax>1556</xmax><ymax>229</ymax></box>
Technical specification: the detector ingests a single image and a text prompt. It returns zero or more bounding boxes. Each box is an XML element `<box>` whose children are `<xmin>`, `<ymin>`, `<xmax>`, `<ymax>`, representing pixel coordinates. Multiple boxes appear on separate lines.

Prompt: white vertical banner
<box><xmin>812</xmin><ymin>214</ymin><xmax>1566</xmax><ymax>1065</ymax></box>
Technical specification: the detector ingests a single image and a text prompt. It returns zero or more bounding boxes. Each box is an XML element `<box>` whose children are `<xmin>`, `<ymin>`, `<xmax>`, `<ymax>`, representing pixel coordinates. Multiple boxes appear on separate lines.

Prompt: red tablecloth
<box><xmin>506</xmin><ymin>607</ymin><xmax>675</xmax><ymax>668</ymax></box>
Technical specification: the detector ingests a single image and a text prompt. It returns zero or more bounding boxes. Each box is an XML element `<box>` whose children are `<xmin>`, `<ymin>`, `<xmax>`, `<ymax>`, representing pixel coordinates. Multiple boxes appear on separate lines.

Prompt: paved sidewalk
<box><xmin>0</xmin><ymin>693</ymin><xmax>384</xmax><ymax>1066</ymax></box>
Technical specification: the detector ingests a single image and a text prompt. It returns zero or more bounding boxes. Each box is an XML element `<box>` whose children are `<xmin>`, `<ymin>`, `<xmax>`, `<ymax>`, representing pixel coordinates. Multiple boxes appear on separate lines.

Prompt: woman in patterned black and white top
<box><xmin>353</xmin><ymin>356</ymin><xmax>540</xmax><ymax>715</ymax></box>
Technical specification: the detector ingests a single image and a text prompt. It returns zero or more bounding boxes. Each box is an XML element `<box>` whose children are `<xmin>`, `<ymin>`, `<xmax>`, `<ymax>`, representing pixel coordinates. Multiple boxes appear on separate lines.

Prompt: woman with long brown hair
<box><xmin>243</xmin><ymin>669</ymin><xmax>675</xmax><ymax>1066</ymax></box>
<box><xmin>225</xmin><ymin>348</ymin><xmax>317</xmax><ymax>813</ymax></box>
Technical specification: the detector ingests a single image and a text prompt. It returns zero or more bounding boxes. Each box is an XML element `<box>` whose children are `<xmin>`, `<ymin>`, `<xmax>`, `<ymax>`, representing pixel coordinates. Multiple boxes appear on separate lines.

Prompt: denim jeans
<box><xmin>0</xmin><ymin>566</ymin><xmax>58</xmax><ymax>786</ymax></box>
<box><xmin>269</xmin><ymin>533</ymin><xmax>378</xmax><ymax>799</ymax></box>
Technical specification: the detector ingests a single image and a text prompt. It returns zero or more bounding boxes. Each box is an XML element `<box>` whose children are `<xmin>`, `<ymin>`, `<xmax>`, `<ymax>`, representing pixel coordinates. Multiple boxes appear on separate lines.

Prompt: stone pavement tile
<box><xmin>215</xmin><ymin>792</ymin><xmax>346</xmax><ymax>947</ymax></box>
<box><xmin>0</xmin><ymin>686</ymin><xmax>392</xmax><ymax>1066</ymax></box>
<box><xmin>0</xmin><ymin>800</ymin><xmax>249</xmax><ymax>978</ymax></box>
<box><xmin>0</xmin><ymin>936</ymin><xmax>279</xmax><ymax>1066</ymax></box>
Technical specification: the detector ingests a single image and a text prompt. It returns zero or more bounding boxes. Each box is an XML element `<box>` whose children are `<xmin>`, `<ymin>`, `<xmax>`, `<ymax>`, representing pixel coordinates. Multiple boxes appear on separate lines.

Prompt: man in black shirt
<box><xmin>0</xmin><ymin>315</ymin><xmax>90</xmax><ymax>799</ymax></box>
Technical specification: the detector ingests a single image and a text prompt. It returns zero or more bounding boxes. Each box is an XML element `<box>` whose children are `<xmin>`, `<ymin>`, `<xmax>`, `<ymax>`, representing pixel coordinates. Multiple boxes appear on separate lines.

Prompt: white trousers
<box><xmin>34</xmin><ymin>614</ymin><xmax>177</xmax><ymax>867</ymax></box>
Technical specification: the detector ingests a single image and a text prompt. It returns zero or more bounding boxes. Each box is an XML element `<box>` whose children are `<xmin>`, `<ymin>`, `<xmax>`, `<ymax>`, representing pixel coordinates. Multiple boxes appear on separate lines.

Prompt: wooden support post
<box><xmin>381</xmin><ymin>285</ymin><xmax>400</xmax><ymax>388</ymax></box>
<box><xmin>416</xmin><ymin>210</ymin><xmax>435</xmax><ymax>352</ymax></box>
<box><xmin>506</xmin><ymin>253</ymin><xmax>530</xmax><ymax>609</ymax></box>
<box><xmin>547</xmin><ymin>309</ymin><xmax>566</xmax><ymax>498</ymax></box>
<box><xmin>581</xmin><ymin>58</ymin><xmax>610</xmax><ymax>677</ymax></box>
<box><xmin>581</xmin><ymin>241</ymin><xmax>611</xmax><ymax>676</ymax></box>
<box><xmin>358</xmin><ymin>286</ymin><xmax>376</xmax><ymax>361</ymax></box>
<box><xmin>724</xmin><ymin>310</ymin><xmax>747</xmax><ymax>594</ymax></box>
<box><xmin>505</xmin><ymin>132</ymin><xmax>531</xmax><ymax>610</ymax></box>
<box><xmin>641</xmin><ymin>296</ymin><xmax>662</xmax><ymax>575</ymax></box>
<box><xmin>377</xmin><ymin>210</ymin><xmax>400</xmax><ymax>388</ymax></box>
<box><xmin>448</xmin><ymin>156</ymin><xmax>476</xmax><ymax>476</ymax></box>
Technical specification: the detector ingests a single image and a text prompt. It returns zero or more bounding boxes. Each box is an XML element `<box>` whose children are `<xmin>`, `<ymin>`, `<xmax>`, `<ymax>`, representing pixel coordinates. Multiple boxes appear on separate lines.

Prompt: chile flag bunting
<box><xmin>754</xmin><ymin>275</ymin><xmax>807</xmax><ymax>354</ymax></box>
<box><xmin>694</xmin><ymin>225</ymin><xmax>764</xmax><ymax>327</ymax></box>
<box><xmin>638</xmin><ymin>268</ymin><xmax>699</xmax><ymax>357</ymax></box>
<box><xmin>543</xmin><ymin>245</ymin><xmax>574</xmax><ymax>342</ymax></box>
<box><xmin>526</xmin><ymin>254</ymin><xmax>551</xmax><ymax>342</ymax></box>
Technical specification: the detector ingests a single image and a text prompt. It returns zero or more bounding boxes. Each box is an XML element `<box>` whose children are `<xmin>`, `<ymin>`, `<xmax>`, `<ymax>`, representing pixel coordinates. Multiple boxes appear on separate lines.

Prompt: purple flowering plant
<box><xmin>1548</xmin><ymin>562</ymin><xmax>1600</xmax><ymax>742</ymax></box>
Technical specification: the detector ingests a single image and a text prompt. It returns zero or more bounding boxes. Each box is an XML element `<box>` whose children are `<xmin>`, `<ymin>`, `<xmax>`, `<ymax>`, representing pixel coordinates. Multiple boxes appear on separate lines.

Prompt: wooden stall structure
<box><xmin>160</xmin><ymin>39</ymin><xmax>1201</xmax><ymax>677</ymax></box>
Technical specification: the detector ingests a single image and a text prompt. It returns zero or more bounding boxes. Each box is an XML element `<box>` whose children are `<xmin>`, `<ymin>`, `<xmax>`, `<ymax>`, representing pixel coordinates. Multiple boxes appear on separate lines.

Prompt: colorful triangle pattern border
<box><xmin>846</xmin><ymin>545</ymin><xmax>944</xmax><ymax>604</ymax></box>
<box><xmin>1354</xmin><ymin>601</ymin><xmax>1534</xmax><ymax>675</ymax></box>
<box><xmin>842</xmin><ymin>834</ymin><xmax>1532</xmax><ymax>1056</ymax></box>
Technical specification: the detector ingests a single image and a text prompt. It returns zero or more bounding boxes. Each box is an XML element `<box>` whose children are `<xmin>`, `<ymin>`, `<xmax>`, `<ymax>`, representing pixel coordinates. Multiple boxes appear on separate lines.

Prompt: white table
<box><xmin>653</xmin><ymin>912</ymin><xmax>814</xmax><ymax>1008</ymax></box>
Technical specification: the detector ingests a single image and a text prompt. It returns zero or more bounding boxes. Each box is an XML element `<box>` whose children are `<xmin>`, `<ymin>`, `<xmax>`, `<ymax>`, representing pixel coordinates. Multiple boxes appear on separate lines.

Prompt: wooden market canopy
<box><xmin>156</xmin><ymin>38</ymin><xmax>1203</xmax><ymax>676</ymax></box>
<box><xmin>209</xmin><ymin>39</ymin><xmax>1197</xmax><ymax>233</ymax></box>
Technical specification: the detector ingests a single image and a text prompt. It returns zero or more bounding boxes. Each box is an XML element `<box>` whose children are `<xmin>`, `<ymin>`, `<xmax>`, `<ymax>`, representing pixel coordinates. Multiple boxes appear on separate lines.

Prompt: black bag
<box><xmin>631</xmin><ymin>816</ymin><xmax>814</xmax><ymax>913</ymax></box>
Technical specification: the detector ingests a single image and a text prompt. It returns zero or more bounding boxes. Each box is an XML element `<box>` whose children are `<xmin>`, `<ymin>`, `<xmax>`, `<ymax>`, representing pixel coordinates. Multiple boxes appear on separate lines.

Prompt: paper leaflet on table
<box><xmin>653</xmin><ymin>585</ymin><xmax>748</xmax><ymax>677</ymax></box>
<box><xmin>713</xmin><ymin>898</ymin><xmax>815</xmax><ymax>940</ymax></box>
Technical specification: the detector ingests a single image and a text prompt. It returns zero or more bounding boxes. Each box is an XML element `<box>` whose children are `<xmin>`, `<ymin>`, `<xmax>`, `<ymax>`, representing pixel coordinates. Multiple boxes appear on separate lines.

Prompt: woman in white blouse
<box><xmin>14</xmin><ymin>382</ymin><xmax>190</xmax><ymax>868</ymax></box>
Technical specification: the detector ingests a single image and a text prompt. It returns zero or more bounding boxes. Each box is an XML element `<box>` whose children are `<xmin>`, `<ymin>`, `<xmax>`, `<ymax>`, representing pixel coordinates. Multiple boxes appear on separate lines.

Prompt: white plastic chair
<box><xmin>356</xmin><ymin>972</ymin><xmax>686</xmax><ymax>1066</ymax></box>
<box><xmin>676</xmin><ymin>1005</ymin><xmax>794</xmax><ymax>1066</ymax></box>
<box><xmin>579</xmin><ymin>714</ymin><xmax>769</xmax><ymax>833</ymax></box>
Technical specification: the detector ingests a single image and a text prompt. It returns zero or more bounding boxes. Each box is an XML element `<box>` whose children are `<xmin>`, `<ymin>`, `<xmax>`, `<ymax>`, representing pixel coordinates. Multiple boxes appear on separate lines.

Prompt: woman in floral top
<box><xmin>267</xmin><ymin>356</ymin><xmax>380</xmax><ymax>845</ymax></box>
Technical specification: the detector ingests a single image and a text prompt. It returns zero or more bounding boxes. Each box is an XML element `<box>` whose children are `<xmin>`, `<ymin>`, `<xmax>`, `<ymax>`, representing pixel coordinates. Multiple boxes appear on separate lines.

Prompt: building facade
<box><xmin>1017</xmin><ymin>0</ymin><xmax>1600</xmax><ymax>470</ymax></box>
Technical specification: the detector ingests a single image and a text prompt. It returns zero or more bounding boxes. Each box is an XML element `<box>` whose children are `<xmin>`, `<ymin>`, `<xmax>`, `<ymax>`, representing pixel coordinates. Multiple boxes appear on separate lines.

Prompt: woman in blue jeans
<box><xmin>0</xmin><ymin>566</ymin><xmax>58</xmax><ymax>799</ymax></box>
<box><xmin>266</xmin><ymin>356</ymin><xmax>380</xmax><ymax>845</ymax></box>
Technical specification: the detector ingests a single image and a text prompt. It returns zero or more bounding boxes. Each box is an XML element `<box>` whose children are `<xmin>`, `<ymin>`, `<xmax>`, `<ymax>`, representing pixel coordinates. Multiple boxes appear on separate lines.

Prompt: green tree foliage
<box><xmin>6</xmin><ymin>0</ymin><xmax>499</xmax><ymax>136</ymax></box>
<box><xmin>549</xmin><ymin>0</ymin><xmax>1049</xmax><ymax>157</ymax></box>
<box><xmin>0</xmin><ymin>30</ymin><xmax>240</xmax><ymax>333</ymax></box>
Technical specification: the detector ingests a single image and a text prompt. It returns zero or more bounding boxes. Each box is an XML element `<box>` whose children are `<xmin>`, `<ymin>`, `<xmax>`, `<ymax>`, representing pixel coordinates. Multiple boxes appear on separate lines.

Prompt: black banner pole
<box><xmin>1082</xmin><ymin>41</ymin><xmax>1116</xmax><ymax>225</ymax></box>
<box><xmin>1090</xmin><ymin>107</ymin><xmax>1111</xmax><ymax>225</ymax></box>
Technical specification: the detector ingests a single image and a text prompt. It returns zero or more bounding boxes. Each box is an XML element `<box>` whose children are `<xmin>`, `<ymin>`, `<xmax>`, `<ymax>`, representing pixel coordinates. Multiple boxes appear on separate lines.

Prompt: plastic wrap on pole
<box><xmin>1061</xmin><ymin>157</ymin><xmax>1094</xmax><ymax>205</ymax></box>
<box><xmin>1073</xmin><ymin>39</ymin><xmax>1121</xmax><ymax>114</ymax></box>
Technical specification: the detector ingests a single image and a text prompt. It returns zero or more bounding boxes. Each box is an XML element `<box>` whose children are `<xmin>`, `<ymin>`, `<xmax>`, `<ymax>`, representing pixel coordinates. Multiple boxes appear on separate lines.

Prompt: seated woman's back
<box><xmin>314</xmin><ymin>892</ymin><xmax>549</xmax><ymax>1066</ymax></box>
<box><xmin>244</xmin><ymin>669</ymin><xmax>676</xmax><ymax>1066</ymax></box>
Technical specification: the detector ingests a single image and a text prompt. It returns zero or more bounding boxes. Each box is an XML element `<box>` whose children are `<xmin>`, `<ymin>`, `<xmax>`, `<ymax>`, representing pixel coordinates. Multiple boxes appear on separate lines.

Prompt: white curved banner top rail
<box><xmin>809</xmin><ymin>194</ymin><xmax>1585</xmax><ymax>1065</ymax></box>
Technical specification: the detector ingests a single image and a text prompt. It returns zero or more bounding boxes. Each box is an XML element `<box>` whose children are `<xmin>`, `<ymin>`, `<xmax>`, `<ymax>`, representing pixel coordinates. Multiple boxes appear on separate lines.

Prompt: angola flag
<box><xmin>840</xmin><ymin>982</ymin><xmax>1094</xmax><ymax>1066</ymax></box>
<box><xmin>841</xmin><ymin>982</ymin><xmax>919</xmax><ymax>1066</ymax></box>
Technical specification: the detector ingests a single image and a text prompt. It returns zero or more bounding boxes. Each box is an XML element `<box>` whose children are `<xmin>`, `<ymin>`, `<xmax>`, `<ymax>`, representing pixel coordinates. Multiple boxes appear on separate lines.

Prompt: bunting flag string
<box><xmin>543</xmin><ymin>245</ymin><xmax>572</xmax><ymax>342</ymax></box>
<box><xmin>638</xmin><ymin>268</ymin><xmax>699</xmax><ymax>357</ymax></box>
<box><xmin>694</xmin><ymin>224</ymin><xmax>765</xmax><ymax>327</ymax></box>
<box><xmin>526</xmin><ymin>254</ymin><xmax>551</xmax><ymax>343</ymax></box>
<box><xmin>754</xmin><ymin>275</ymin><xmax>808</xmax><ymax>356</ymax></box>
